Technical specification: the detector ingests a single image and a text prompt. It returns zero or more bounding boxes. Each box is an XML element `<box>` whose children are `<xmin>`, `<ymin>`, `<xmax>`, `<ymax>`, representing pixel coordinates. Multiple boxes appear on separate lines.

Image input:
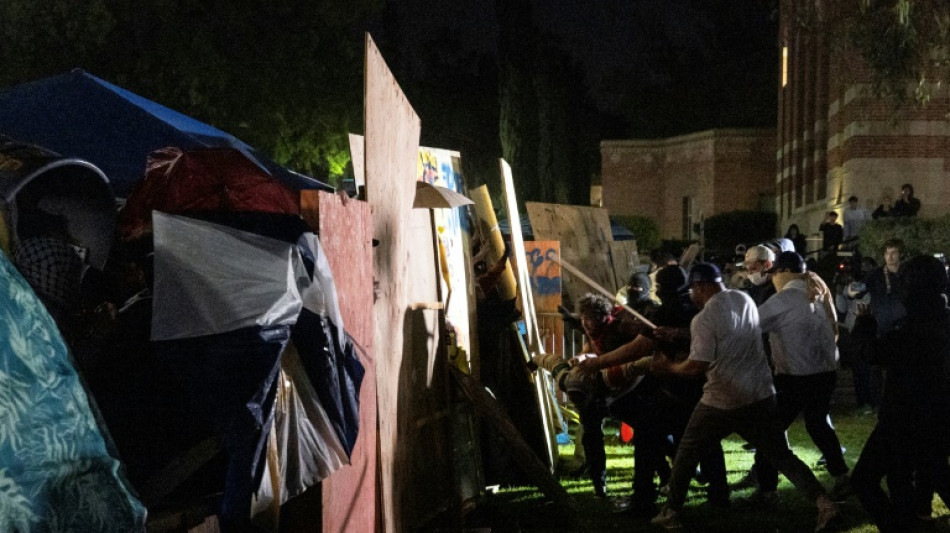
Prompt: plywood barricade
<box><xmin>608</xmin><ymin>240</ymin><xmax>640</xmax><ymax>296</ymax></box>
<box><xmin>364</xmin><ymin>33</ymin><xmax>460</xmax><ymax>533</ymax></box>
<box><xmin>295</xmin><ymin>190</ymin><xmax>378</xmax><ymax>533</ymax></box>
<box><xmin>525</xmin><ymin>203</ymin><xmax>618</xmax><ymax>310</ymax></box>
<box><xmin>523</xmin><ymin>240</ymin><xmax>564</xmax><ymax>357</ymax></box>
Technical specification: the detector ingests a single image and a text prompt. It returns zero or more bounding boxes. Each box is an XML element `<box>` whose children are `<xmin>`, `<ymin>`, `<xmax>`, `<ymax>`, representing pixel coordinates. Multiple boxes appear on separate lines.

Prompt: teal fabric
<box><xmin>0</xmin><ymin>251</ymin><xmax>146</xmax><ymax>532</ymax></box>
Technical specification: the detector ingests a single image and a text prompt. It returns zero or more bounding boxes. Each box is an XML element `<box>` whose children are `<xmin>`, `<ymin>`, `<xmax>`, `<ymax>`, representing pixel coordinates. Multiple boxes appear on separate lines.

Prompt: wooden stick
<box><xmin>553</xmin><ymin>256</ymin><xmax>658</xmax><ymax>330</ymax></box>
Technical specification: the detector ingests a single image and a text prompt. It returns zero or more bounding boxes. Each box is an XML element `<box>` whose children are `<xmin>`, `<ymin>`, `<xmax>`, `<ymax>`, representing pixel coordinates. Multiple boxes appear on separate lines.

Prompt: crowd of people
<box><xmin>534</xmin><ymin>197</ymin><xmax>950</xmax><ymax>531</ymax></box>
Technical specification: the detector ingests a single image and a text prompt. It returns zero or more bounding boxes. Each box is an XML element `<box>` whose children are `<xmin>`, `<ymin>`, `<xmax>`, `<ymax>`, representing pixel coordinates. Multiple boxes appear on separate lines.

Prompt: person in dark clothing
<box><xmin>865</xmin><ymin>239</ymin><xmax>906</xmax><ymax>336</ymax></box>
<box><xmin>850</xmin><ymin>255</ymin><xmax>950</xmax><ymax>531</ymax></box>
<box><xmin>578</xmin><ymin>266</ymin><xmax>730</xmax><ymax>517</ymax></box>
<box><xmin>819</xmin><ymin>212</ymin><xmax>843</xmax><ymax>259</ymax></box>
<box><xmin>890</xmin><ymin>183</ymin><xmax>921</xmax><ymax>217</ymax></box>
<box><xmin>784</xmin><ymin>224</ymin><xmax>808</xmax><ymax>257</ymax></box>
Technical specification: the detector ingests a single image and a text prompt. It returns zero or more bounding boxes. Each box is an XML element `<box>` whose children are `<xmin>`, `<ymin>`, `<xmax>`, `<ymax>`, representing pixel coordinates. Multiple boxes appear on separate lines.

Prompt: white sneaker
<box><xmin>650</xmin><ymin>506</ymin><xmax>683</xmax><ymax>530</ymax></box>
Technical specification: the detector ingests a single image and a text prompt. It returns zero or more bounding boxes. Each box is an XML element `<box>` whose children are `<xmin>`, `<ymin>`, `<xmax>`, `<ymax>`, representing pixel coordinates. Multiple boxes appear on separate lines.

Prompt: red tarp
<box><xmin>119</xmin><ymin>147</ymin><xmax>300</xmax><ymax>241</ymax></box>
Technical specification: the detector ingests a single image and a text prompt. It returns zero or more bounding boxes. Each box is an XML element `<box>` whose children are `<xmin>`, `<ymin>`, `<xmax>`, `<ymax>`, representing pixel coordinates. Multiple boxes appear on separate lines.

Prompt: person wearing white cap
<box><xmin>743</xmin><ymin>244</ymin><xmax>776</xmax><ymax>306</ymax></box>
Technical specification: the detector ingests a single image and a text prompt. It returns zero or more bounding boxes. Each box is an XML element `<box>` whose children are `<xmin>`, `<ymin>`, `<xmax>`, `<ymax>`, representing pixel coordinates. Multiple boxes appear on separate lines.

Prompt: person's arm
<box><xmin>575</xmin><ymin>334</ymin><xmax>655</xmax><ymax>372</ymax></box>
<box><xmin>651</xmin><ymin>353</ymin><xmax>709</xmax><ymax>377</ymax></box>
<box><xmin>757</xmin><ymin>297</ymin><xmax>782</xmax><ymax>333</ymax></box>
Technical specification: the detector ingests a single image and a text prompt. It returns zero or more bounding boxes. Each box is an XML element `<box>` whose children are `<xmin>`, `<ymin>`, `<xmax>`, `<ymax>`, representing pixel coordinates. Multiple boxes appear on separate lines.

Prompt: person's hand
<box><xmin>855</xmin><ymin>302</ymin><xmax>870</xmax><ymax>316</ymax></box>
<box><xmin>573</xmin><ymin>354</ymin><xmax>599</xmax><ymax>374</ymax></box>
<box><xmin>653</xmin><ymin>326</ymin><xmax>678</xmax><ymax>342</ymax></box>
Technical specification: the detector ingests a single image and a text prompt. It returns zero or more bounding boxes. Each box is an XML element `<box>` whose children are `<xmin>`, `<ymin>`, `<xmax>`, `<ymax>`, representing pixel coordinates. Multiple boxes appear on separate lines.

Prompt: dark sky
<box><xmin>386</xmin><ymin>0</ymin><xmax>779</xmax><ymax>137</ymax></box>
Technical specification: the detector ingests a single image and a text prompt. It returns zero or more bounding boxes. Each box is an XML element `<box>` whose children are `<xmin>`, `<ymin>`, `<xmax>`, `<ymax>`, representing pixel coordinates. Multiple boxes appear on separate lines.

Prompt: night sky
<box><xmin>384</xmin><ymin>0</ymin><xmax>779</xmax><ymax>139</ymax></box>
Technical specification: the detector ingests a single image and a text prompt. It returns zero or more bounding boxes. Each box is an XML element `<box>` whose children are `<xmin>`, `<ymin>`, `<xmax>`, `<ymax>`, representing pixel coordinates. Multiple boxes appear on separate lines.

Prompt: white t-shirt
<box><xmin>689</xmin><ymin>289</ymin><xmax>775</xmax><ymax>409</ymax></box>
<box><xmin>758</xmin><ymin>278</ymin><xmax>839</xmax><ymax>376</ymax></box>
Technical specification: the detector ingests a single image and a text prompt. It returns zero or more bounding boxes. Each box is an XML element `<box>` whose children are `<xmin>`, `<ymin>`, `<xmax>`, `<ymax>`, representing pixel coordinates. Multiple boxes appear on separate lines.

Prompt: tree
<box><xmin>0</xmin><ymin>0</ymin><xmax>384</xmax><ymax>185</ymax></box>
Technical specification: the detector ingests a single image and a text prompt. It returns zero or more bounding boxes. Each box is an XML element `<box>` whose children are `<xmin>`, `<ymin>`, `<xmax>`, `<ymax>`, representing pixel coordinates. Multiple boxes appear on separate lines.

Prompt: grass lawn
<box><xmin>469</xmin><ymin>377</ymin><xmax>950</xmax><ymax>532</ymax></box>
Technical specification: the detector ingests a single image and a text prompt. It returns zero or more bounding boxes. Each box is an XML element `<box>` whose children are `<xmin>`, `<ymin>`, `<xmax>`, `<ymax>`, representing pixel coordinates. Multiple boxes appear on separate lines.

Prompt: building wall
<box><xmin>601</xmin><ymin>129</ymin><xmax>775</xmax><ymax>240</ymax></box>
<box><xmin>778</xmin><ymin>0</ymin><xmax>950</xmax><ymax>241</ymax></box>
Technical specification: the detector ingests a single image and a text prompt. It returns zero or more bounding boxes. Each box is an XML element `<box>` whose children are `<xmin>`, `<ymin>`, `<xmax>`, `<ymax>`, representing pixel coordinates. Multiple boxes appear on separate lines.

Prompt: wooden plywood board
<box><xmin>307</xmin><ymin>190</ymin><xmax>377</xmax><ymax>533</ymax></box>
<box><xmin>608</xmin><ymin>240</ymin><xmax>639</xmax><ymax>294</ymax></box>
<box><xmin>417</xmin><ymin>147</ymin><xmax>476</xmax><ymax>375</ymax></box>
<box><xmin>364</xmin><ymin>33</ymin><xmax>425</xmax><ymax>533</ymax></box>
<box><xmin>525</xmin><ymin>202</ymin><xmax>616</xmax><ymax>309</ymax></box>
<box><xmin>348</xmin><ymin>133</ymin><xmax>366</xmax><ymax>189</ymax></box>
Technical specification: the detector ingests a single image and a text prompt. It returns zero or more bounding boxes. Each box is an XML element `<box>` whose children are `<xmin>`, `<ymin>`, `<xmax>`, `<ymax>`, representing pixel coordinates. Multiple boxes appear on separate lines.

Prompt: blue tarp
<box><xmin>0</xmin><ymin>249</ymin><xmax>146</xmax><ymax>532</ymax></box>
<box><xmin>0</xmin><ymin>69</ymin><xmax>332</xmax><ymax>197</ymax></box>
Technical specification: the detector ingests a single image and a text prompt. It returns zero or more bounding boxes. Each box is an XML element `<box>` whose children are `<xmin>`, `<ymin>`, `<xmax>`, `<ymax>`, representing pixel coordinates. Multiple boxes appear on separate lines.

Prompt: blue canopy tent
<box><xmin>0</xmin><ymin>69</ymin><xmax>332</xmax><ymax>197</ymax></box>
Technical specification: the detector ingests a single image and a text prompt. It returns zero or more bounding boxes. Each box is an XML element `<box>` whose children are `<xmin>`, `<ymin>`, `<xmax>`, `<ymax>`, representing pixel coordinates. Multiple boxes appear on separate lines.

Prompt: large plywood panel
<box><xmin>310</xmin><ymin>190</ymin><xmax>377</xmax><ymax>533</ymax></box>
<box><xmin>524</xmin><ymin>241</ymin><xmax>564</xmax><ymax>358</ymax></box>
<box><xmin>364</xmin><ymin>33</ymin><xmax>424</xmax><ymax>533</ymax></box>
<box><xmin>525</xmin><ymin>202</ymin><xmax>616</xmax><ymax>309</ymax></box>
<box><xmin>608</xmin><ymin>240</ymin><xmax>639</xmax><ymax>294</ymax></box>
<box><xmin>417</xmin><ymin>147</ymin><xmax>476</xmax><ymax>375</ymax></box>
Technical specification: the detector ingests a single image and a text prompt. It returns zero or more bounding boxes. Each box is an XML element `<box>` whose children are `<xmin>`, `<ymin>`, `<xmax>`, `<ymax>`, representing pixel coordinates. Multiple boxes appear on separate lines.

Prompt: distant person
<box><xmin>842</xmin><ymin>196</ymin><xmax>872</xmax><ymax>249</ymax></box>
<box><xmin>818</xmin><ymin>212</ymin><xmax>843</xmax><ymax>259</ymax></box>
<box><xmin>872</xmin><ymin>188</ymin><xmax>895</xmax><ymax>219</ymax></box>
<box><xmin>784</xmin><ymin>224</ymin><xmax>808</xmax><ymax>256</ymax></box>
<box><xmin>649</xmin><ymin>263</ymin><xmax>839</xmax><ymax>532</ymax></box>
<box><xmin>865</xmin><ymin>239</ymin><xmax>906</xmax><ymax>336</ymax></box>
<box><xmin>835</xmin><ymin>256</ymin><xmax>879</xmax><ymax>413</ymax></box>
<box><xmin>890</xmin><ymin>183</ymin><xmax>921</xmax><ymax>217</ymax></box>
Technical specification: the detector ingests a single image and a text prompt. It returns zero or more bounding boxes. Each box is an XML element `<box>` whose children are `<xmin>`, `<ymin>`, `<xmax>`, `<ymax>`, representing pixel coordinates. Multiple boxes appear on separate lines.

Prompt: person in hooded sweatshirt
<box><xmin>850</xmin><ymin>255</ymin><xmax>950</xmax><ymax>531</ymax></box>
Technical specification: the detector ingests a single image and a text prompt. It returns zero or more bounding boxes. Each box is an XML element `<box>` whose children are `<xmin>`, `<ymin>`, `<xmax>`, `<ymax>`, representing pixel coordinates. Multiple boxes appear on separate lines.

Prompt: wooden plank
<box><xmin>309</xmin><ymin>190</ymin><xmax>377</xmax><ymax>533</ymax></box>
<box><xmin>349</xmin><ymin>133</ymin><xmax>366</xmax><ymax>190</ymax></box>
<box><xmin>501</xmin><ymin>160</ymin><xmax>558</xmax><ymax>471</ymax></box>
<box><xmin>449</xmin><ymin>365</ymin><xmax>576</xmax><ymax>513</ymax></box>
<box><xmin>364</xmin><ymin>33</ymin><xmax>424</xmax><ymax>533</ymax></box>
<box><xmin>525</xmin><ymin>202</ymin><xmax>616</xmax><ymax>309</ymax></box>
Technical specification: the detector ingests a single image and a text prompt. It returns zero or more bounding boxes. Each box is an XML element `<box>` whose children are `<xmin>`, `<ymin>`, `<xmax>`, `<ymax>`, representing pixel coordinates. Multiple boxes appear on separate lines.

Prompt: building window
<box><xmin>781</xmin><ymin>45</ymin><xmax>788</xmax><ymax>87</ymax></box>
<box><xmin>682</xmin><ymin>196</ymin><xmax>693</xmax><ymax>239</ymax></box>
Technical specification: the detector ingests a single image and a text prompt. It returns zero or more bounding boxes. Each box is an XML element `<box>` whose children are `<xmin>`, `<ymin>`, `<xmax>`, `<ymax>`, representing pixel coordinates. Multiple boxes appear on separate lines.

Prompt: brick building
<box><xmin>601</xmin><ymin>129</ymin><xmax>775</xmax><ymax>240</ymax></box>
<box><xmin>601</xmin><ymin>1</ymin><xmax>950</xmax><ymax>245</ymax></box>
<box><xmin>778</xmin><ymin>0</ymin><xmax>950</xmax><ymax>240</ymax></box>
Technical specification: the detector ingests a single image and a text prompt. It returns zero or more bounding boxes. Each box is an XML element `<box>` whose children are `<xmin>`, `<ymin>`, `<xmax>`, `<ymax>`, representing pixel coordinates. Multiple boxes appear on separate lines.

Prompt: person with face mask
<box><xmin>743</xmin><ymin>245</ymin><xmax>776</xmax><ymax>305</ymax></box>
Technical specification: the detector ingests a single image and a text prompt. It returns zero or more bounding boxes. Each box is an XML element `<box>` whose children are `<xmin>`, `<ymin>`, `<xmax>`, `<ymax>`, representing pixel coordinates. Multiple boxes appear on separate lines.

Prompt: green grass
<box><xmin>473</xmin><ymin>386</ymin><xmax>950</xmax><ymax>532</ymax></box>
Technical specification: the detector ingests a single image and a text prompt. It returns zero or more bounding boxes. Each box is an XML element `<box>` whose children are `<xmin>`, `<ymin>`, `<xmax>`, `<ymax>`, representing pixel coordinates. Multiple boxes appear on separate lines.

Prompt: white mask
<box><xmin>748</xmin><ymin>271</ymin><xmax>769</xmax><ymax>286</ymax></box>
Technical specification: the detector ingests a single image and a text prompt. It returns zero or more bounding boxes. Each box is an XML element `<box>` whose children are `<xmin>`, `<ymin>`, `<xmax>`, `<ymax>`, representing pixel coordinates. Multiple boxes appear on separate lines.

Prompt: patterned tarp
<box><xmin>0</xmin><ymin>250</ymin><xmax>146</xmax><ymax>531</ymax></box>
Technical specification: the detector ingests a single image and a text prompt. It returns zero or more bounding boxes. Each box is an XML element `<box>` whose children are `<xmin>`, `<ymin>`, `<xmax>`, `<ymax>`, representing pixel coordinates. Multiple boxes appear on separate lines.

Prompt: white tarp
<box><xmin>151</xmin><ymin>212</ymin><xmax>306</xmax><ymax>340</ymax></box>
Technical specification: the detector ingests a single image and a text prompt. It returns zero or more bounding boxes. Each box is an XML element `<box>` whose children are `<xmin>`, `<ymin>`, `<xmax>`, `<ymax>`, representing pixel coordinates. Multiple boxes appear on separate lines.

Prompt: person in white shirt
<box><xmin>842</xmin><ymin>196</ymin><xmax>872</xmax><ymax>249</ymax></box>
<box><xmin>649</xmin><ymin>263</ymin><xmax>839</xmax><ymax>532</ymax></box>
<box><xmin>751</xmin><ymin>251</ymin><xmax>851</xmax><ymax>502</ymax></box>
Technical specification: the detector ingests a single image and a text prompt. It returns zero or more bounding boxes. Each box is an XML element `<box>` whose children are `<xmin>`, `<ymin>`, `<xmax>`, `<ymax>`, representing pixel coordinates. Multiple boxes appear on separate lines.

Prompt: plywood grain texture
<box><xmin>608</xmin><ymin>240</ymin><xmax>640</xmax><ymax>294</ymax></box>
<box><xmin>313</xmin><ymin>190</ymin><xmax>377</xmax><ymax>533</ymax></box>
<box><xmin>364</xmin><ymin>33</ymin><xmax>424</xmax><ymax>533</ymax></box>
<box><xmin>525</xmin><ymin>202</ymin><xmax>617</xmax><ymax>309</ymax></box>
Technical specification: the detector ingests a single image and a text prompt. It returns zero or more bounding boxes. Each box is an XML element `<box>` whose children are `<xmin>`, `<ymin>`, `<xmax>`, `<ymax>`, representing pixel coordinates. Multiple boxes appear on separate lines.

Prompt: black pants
<box><xmin>755</xmin><ymin>371</ymin><xmax>848</xmax><ymax>492</ymax></box>
<box><xmin>611</xmin><ymin>378</ymin><xmax>728</xmax><ymax>506</ymax></box>
<box><xmin>852</xmin><ymin>423</ymin><xmax>917</xmax><ymax>531</ymax></box>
